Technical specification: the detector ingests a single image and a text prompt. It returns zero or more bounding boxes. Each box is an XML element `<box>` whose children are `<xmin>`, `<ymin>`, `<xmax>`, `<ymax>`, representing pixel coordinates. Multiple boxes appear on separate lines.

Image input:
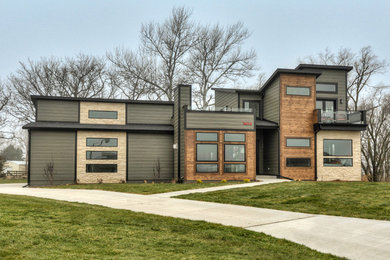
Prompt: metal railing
<box><xmin>187</xmin><ymin>106</ymin><xmax>252</xmax><ymax>113</ymax></box>
<box><xmin>315</xmin><ymin>109</ymin><xmax>366</xmax><ymax>124</ymax></box>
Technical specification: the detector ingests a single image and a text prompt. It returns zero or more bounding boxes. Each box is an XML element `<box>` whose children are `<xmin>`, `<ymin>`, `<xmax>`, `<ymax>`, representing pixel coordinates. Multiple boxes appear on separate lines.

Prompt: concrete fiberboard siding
<box><xmin>128</xmin><ymin>133</ymin><xmax>174</xmax><ymax>180</ymax></box>
<box><xmin>215</xmin><ymin>91</ymin><xmax>238</xmax><ymax>108</ymax></box>
<box><xmin>30</xmin><ymin>130</ymin><xmax>75</xmax><ymax>186</ymax></box>
<box><xmin>315</xmin><ymin>70</ymin><xmax>347</xmax><ymax>111</ymax></box>
<box><xmin>239</xmin><ymin>93</ymin><xmax>262</xmax><ymax>108</ymax></box>
<box><xmin>37</xmin><ymin>100</ymin><xmax>79</xmax><ymax>122</ymax></box>
<box><xmin>263</xmin><ymin>78</ymin><xmax>280</xmax><ymax>123</ymax></box>
<box><xmin>316</xmin><ymin>130</ymin><xmax>361</xmax><ymax>181</ymax></box>
<box><xmin>127</xmin><ymin>103</ymin><xmax>173</xmax><ymax>125</ymax></box>
<box><xmin>186</xmin><ymin>112</ymin><xmax>255</xmax><ymax>130</ymax></box>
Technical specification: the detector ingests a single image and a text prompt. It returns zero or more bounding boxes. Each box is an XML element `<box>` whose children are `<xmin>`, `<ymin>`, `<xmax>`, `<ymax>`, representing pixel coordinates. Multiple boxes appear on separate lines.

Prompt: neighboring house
<box><xmin>23</xmin><ymin>64</ymin><xmax>367</xmax><ymax>186</ymax></box>
<box><xmin>3</xmin><ymin>160</ymin><xmax>26</xmax><ymax>173</ymax></box>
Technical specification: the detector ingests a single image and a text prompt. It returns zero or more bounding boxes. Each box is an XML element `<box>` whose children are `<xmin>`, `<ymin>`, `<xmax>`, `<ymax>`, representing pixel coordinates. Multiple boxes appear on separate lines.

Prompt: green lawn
<box><xmin>0</xmin><ymin>178</ymin><xmax>27</xmax><ymax>184</ymax></box>
<box><xmin>46</xmin><ymin>182</ymin><xmax>242</xmax><ymax>195</ymax></box>
<box><xmin>0</xmin><ymin>195</ymin><xmax>341</xmax><ymax>259</ymax></box>
<box><xmin>177</xmin><ymin>182</ymin><xmax>390</xmax><ymax>221</ymax></box>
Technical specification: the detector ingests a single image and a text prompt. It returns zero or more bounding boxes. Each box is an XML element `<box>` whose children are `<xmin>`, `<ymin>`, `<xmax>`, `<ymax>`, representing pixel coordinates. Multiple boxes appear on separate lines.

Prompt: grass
<box><xmin>0</xmin><ymin>178</ymin><xmax>27</xmax><ymax>184</ymax></box>
<box><xmin>0</xmin><ymin>194</ymin><xmax>341</xmax><ymax>259</ymax></box>
<box><xmin>45</xmin><ymin>182</ymin><xmax>242</xmax><ymax>195</ymax></box>
<box><xmin>177</xmin><ymin>182</ymin><xmax>390</xmax><ymax>221</ymax></box>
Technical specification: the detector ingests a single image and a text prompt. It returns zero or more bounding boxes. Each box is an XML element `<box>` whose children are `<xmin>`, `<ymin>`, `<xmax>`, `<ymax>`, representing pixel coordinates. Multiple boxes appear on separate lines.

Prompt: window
<box><xmin>324</xmin><ymin>158</ymin><xmax>352</xmax><ymax>167</ymax></box>
<box><xmin>323</xmin><ymin>140</ymin><xmax>352</xmax><ymax>156</ymax></box>
<box><xmin>196</xmin><ymin>132</ymin><xmax>218</xmax><ymax>141</ymax></box>
<box><xmin>86</xmin><ymin>151</ymin><xmax>118</xmax><ymax>160</ymax></box>
<box><xmin>224</xmin><ymin>133</ymin><xmax>245</xmax><ymax>142</ymax></box>
<box><xmin>316</xmin><ymin>83</ymin><xmax>337</xmax><ymax>93</ymax></box>
<box><xmin>286</xmin><ymin>86</ymin><xmax>310</xmax><ymax>96</ymax></box>
<box><xmin>196</xmin><ymin>164</ymin><xmax>218</xmax><ymax>173</ymax></box>
<box><xmin>224</xmin><ymin>164</ymin><xmax>246</xmax><ymax>173</ymax></box>
<box><xmin>86</xmin><ymin>164</ymin><xmax>117</xmax><ymax>173</ymax></box>
<box><xmin>286</xmin><ymin>158</ymin><xmax>311</xmax><ymax>167</ymax></box>
<box><xmin>196</xmin><ymin>144</ymin><xmax>218</xmax><ymax>161</ymax></box>
<box><xmin>286</xmin><ymin>138</ymin><xmax>310</xmax><ymax>147</ymax></box>
<box><xmin>86</xmin><ymin>138</ymin><xmax>118</xmax><ymax>147</ymax></box>
<box><xmin>225</xmin><ymin>144</ymin><xmax>245</xmax><ymax>162</ymax></box>
<box><xmin>88</xmin><ymin>110</ymin><xmax>118</xmax><ymax>119</ymax></box>
<box><xmin>243</xmin><ymin>100</ymin><xmax>261</xmax><ymax>118</ymax></box>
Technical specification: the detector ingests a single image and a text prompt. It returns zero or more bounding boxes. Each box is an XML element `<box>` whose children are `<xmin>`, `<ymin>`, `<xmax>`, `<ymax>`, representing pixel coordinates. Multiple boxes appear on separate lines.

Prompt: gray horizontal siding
<box><xmin>263</xmin><ymin>78</ymin><xmax>280</xmax><ymax>123</ymax></box>
<box><xmin>239</xmin><ymin>93</ymin><xmax>261</xmax><ymax>108</ymax></box>
<box><xmin>186</xmin><ymin>112</ymin><xmax>255</xmax><ymax>130</ymax></box>
<box><xmin>128</xmin><ymin>133</ymin><xmax>174</xmax><ymax>180</ymax></box>
<box><xmin>37</xmin><ymin>100</ymin><xmax>79</xmax><ymax>122</ymax></box>
<box><xmin>30</xmin><ymin>130</ymin><xmax>75</xmax><ymax>186</ymax></box>
<box><xmin>127</xmin><ymin>103</ymin><xmax>173</xmax><ymax>125</ymax></box>
<box><xmin>315</xmin><ymin>70</ymin><xmax>347</xmax><ymax>111</ymax></box>
<box><xmin>215</xmin><ymin>91</ymin><xmax>238</xmax><ymax>108</ymax></box>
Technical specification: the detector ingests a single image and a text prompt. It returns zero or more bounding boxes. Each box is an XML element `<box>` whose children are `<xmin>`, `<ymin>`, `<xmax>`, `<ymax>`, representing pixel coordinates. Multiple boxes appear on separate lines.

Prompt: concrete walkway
<box><xmin>1</xmin><ymin>183</ymin><xmax>390</xmax><ymax>260</ymax></box>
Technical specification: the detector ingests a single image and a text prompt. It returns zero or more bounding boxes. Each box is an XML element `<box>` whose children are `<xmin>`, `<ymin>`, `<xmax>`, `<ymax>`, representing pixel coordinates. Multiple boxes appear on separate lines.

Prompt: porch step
<box><xmin>256</xmin><ymin>175</ymin><xmax>278</xmax><ymax>180</ymax></box>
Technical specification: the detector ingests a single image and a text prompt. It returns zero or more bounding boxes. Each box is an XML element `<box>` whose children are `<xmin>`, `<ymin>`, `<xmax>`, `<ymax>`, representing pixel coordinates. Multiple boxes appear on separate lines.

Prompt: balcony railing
<box><xmin>187</xmin><ymin>106</ymin><xmax>252</xmax><ymax>113</ymax></box>
<box><xmin>314</xmin><ymin>109</ymin><xmax>366</xmax><ymax>124</ymax></box>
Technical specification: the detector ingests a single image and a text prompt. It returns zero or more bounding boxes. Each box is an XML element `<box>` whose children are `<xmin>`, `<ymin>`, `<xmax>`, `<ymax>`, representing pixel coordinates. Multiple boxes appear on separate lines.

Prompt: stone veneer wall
<box><xmin>316</xmin><ymin>130</ymin><xmax>361</xmax><ymax>181</ymax></box>
<box><xmin>77</xmin><ymin>131</ymin><xmax>127</xmax><ymax>183</ymax></box>
<box><xmin>79</xmin><ymin>101</ymin><xmax>126</xmax><ymax>125</ymax></box>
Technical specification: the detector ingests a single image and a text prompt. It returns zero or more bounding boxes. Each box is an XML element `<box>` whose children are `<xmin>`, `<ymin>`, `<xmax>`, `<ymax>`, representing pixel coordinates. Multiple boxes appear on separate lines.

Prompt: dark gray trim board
<box><xmin>296</xmin><ymin>64</ymin><xmax>353</xmax><ymax>72</ymax></box>
<box><xmin>314</xmin><ymin>123</ymin><xmax>367</xmax><ymax>132</ymax></box>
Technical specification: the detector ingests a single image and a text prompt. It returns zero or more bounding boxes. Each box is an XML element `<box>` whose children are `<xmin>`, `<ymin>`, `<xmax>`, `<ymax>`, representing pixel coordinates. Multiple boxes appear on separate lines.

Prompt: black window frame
<box><xmin>243</xmin><ymin>100</ymin><xmax>262</xmax><ymax>119</ymax></box>
<box><xmin>323</xmin><ymin>158</ymin><xmax>353</xmax><ymax>167</ymax></box>
<box><xmin>224</xmin><ymin>163</ymin><xmax>246</xmax><ymax>173</ymax></box>
<box><xmin>86</xmin><ymin>164</ymin><xmax>118</xmax><ymax>173</ymax></box>
<box><xmin>196</xmin><ymin>163</ymin><xmax>219</xmax><ymax>173</ymax></box>
<box><xmin>224</xmin><ymin>133</ymin><xmax>246</xmax><ymax>142</ymax></box>
<box><xmin>286</xmin><ymin>137</ymin><xmax>311</xmax><ymax>148</ymax></box>
<box><xmin>286</xmin><ymin>86</ymin><xmax>311</xmax><ymax>96</ymax></box>
<box><xmin>316</xmin><ymin>82</ymin><xmax>338</xmax><ymax>94</ymax></box>
<box><xmin>88</xmin><ymin>110</ymin><xmax>118</xmax><ymax>119</ymax></box>
<box><xmin>86</xmin><ymin>151</ymin><xmax>118</xmax><ymax>160</ymax></box>
<box><xmin>196</xmin><ymin>143</ymin><xmax>218</xmax><ymax>162</ymax></box>
<box><xmin>286</xmin><ymin>158</ymin><xmax>311</xmax><ymax>167</ymax></box>
<box><xmin>196</xmin><ymin>132</ymin><xmax>218</xmax><ymax>142</ymax></box>
<box><xmin>224</xmin><ymin>144</ymin><xmax>246</xmax><ymax>162</ymax></box>
<box><xmin>323</xmin><ymin>139</ymin><xmax>353</xmax><ymax>156</ymax></box>
<box><xmin>86</xmin><ymin>138</ymin><xmax>118</xmax><ymax>147</ymax></box>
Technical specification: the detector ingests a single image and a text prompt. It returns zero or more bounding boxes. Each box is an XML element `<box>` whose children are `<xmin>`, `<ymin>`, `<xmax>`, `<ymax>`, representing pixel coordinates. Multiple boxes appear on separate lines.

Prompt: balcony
<box><xmin>314</xmin><ymin>109</ymin><xmax>367</xmax><ymax>131</ymax></box>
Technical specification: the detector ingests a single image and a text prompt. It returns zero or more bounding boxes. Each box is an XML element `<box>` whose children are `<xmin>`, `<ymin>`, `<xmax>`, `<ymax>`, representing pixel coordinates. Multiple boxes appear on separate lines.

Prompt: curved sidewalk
<box><xmin>0</xmin><ymin>183</ymin><xmax>389</xmax><ymax>260</ymax></box>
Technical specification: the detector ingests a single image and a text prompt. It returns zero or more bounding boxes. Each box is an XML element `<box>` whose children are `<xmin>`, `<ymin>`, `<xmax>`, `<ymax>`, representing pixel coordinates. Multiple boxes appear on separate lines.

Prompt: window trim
<box><xmin>196</xmin><ymin>132</ymin><xmax>218</xmax><ymax>142</ymax></box>
<box><xmin>323</xmin><ymin>139</ymin><xmax>353</xmax><ymax>156</ymax></box>
<box><xmin>316</xmin><ymin>82</ymin><xmax>338</xmax><ymax>94</ymax></box>
<box><xmin>286</xmin><ymin>158</ymin><xmax>311</xmax><ymax>167</ymax></box>
<box><xmin>323</xmin><ymin>158</ymin><xmax>353</xmax><ymax>167</ymax></box>
<box><xmin>224</xmin><ymin>163</ymin><xmax>246</xmax><ymax>173</ymax></box>
<box><xmin>86</xmin><ymin>151</ymin><xmax>118</xmax><ymax>160</ymax></box>
<box><xmin>196</xmin><ymin>163</ymin><xmax>219</xmax><ymax>173</ymax></box>
<box><xmin>86</xmin><ymin>164</ymin><xmax>118</xmax><ymax>173</ymax></box>
<box><xmin>196</xmin><ymin>143</ymin><xmax>219</xmax><ymax>162</ymax></box>
<box><xmin>88</xmin><ymin>110</ymin><xmax>118</xmax><ymax>119</ymax></box>
<box><xmin>86</xmin><ymin>138</ymin><xmax>118</xmax><ymax>147</ymax></box>
<box><xmin>224</xmin><ymin>144</ymin><xmax>246</xmax><ymax>162</ymax></box>
<box><xmin>224</xmin><ymin>133</ymin><xmax>246</xmax><ymax>142</ymax></box>
<box><xmin>285</xmin><ymin>137</ymin><xmax>311</xmax><ymax>148</ymax></box>
<box><xmin>286</xmin><ymin>86</ymin><xmax>311</xmax><ymax>96</ymax></box>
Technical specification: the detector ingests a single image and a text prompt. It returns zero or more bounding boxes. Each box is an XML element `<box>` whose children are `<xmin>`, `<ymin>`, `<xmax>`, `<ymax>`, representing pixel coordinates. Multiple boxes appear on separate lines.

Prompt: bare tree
<box><xmin>7</xmin><ymin>54</ymin><xmax>113</xmax><ymax>123</ymax></box>
<box><xmin>185</xmin><ymin>23</ymin><xmax>256</xmax><ymax>108</ymax></box>
<box><xmin>360</xmin><ymin>89</ymin><xmax>390</xmax><ymax>182</ymax></box>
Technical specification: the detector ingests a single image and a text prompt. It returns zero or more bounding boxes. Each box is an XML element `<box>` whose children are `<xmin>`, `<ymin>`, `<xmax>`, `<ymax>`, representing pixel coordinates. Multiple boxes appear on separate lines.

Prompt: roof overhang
<box><xmin>296</xmin><ymin>64</ymin><xmax>353</xmax><ymax>72</ymax></box>
<box><xmin>314</xmin><ymin>123</ymin><xmax>367</xmax><ymax>132</ymax></box>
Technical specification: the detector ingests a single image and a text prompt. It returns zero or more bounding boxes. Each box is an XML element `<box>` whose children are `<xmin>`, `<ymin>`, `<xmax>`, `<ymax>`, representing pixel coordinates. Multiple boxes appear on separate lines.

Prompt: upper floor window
<box><xmin>323</xmin><ymin>139</ymin><xmax>352</xmax><ymax>156</ymax></box>
<box><xmin>286</xmin><ymin>138</ymin><xmax>310</xmax><ymax>147</ymax></box>
<box><xmin>86</xmin><ymin>138</ymin><xmax>118</xmax><ymax>147</ymax></box>
<box><xmin>286</xmin><ymin>86</ymin><xmax>310</xmax><ymax>96</ymax></box>
<box><xmin>88</xmin><ymin>110</ymin><xmax>118</xmax><ymax>119</ymax></box>
<box><xmin>316</xmin><ymin>83</ymin><xmax>337</xmax><ymax>93</ymax></box>
<box><xmin>243</xmin><ymin>100</ymin><xmax>261</xmax><ymax>118</ymax></box>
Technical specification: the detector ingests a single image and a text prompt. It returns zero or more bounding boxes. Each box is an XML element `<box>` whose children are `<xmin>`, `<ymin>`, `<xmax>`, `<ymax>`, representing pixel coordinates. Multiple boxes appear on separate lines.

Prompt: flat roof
<box><xmin>31</xmin><ymin>95</ymin><xmax>174</xmax><ymax>106</ymax></box>
<box><xmin>296</xmin><ymin>64</ymin><xmax>353</xmax><ymax>71</ymax></box>
<box><xmin>212</xmin><ymin>87</ymin><xmax>260</xmax><ymax>94</ymax></box>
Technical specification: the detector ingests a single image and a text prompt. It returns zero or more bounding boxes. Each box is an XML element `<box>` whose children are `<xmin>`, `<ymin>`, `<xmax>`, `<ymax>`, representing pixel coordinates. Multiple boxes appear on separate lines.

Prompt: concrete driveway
<box><xmin>1</xmin><ymin>183</ymin><xmax>389</xmax><ymax>260</ymax></box>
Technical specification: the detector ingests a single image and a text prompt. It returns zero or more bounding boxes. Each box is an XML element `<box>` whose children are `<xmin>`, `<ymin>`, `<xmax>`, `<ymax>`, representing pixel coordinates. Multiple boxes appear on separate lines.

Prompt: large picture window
<box><xmin>86</xmin><ymin>164</ymin><xmax>117</xmax><ymax>173</ymax></box>
<box><xmin>86</xmin><ymin>151</ymin><xmax>117</xmax><ymax>160</ymax></box>
<box><xmin>224</xmin><ymin>144</ymin><xmax>245</xmax><ymax>162</ymax></box>
<box><xmin>196</xmin><ymin>144</ymin><xmax>218</xmax><ymax>162</ymax></box>
<box><xmin>286</xmin><ymin>86</ymin><xmax>310</xmax><ymax>96</ymax></box>
<box><xmin>86</xmin><ymin>138</ymin><xmax>118</xmax><ymax>147</ymax></box>
<box><xmin>88</xmin><ymin>110</ymin><xmax>118</xmax><ymax>119</ymax></box>
<box><xmin>323</xmin><ymin>140</ymin><xmax>352</xmax><ymax>156</ymax></box>
<box><xmin>286</xmin><ymin>158</ymin><xmax>311</xmax><ymax>167</ymax></box>
<box><xmin>286</xmin><ymin>138</ymin><xmax>310</xmax><ymax>147</ymax></box>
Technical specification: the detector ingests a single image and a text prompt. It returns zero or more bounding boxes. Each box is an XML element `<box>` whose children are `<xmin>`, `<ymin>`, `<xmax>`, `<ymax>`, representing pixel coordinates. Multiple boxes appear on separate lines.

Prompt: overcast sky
<box><xmin>1</xmin><ymin>0</ymin><xmax>389</xmax><ymax>85</ymax></box>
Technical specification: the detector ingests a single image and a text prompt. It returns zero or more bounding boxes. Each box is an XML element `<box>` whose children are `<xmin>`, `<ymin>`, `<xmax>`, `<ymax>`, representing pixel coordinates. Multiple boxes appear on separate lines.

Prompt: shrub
<box><xmin>243</xmin><ymin>179</ymin><xmax>250</xmax><ymax>183</ymax></box>
<box><xmin>196</xmin><ymin>179</ymin><xmax>203</xmax><ymax>184</ymax></box>
<box><xmin>220</xmin><ymin>179</ymin><xmax>227</xmax><ymax>183</ymax></box>
<box><xmin>97</xmin><ymin>178</ymin><xmax>103</xmax><ymax>184</ymax></box>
